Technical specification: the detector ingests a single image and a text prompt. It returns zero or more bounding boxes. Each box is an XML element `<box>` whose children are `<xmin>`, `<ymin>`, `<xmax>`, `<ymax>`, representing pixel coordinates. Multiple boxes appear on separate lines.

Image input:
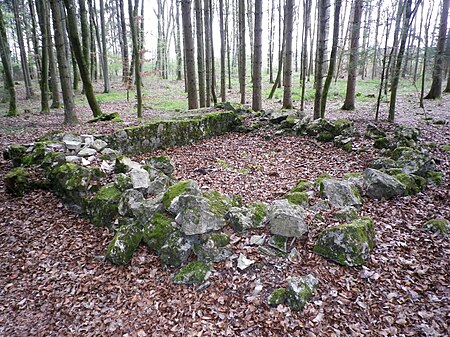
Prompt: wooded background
<box><xmin>0</xmin><ymin>0</ymin><xmax>448</xmax><ymax>123</ymax></box>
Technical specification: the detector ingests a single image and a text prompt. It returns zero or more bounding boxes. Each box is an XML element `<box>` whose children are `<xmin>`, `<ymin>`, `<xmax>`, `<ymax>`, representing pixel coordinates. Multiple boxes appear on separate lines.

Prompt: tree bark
<box><xmin>0</xmin><ymin>6</ymin><xmax>17</xmax><ymax>116</ymax></box>
<box><xmin>282</xmin><ymin>0</ymin><xmax>295</xmax><ymax>109</ymax></box>
<box><xmin>49</xmin><ymin>0</ymin><xmax>79</xmax><ymax>124</ymax></box>
<box><xmin>117</xmin><ymin>0</ymin><xmax>130</xmax><ymax>84</ymax></box>
<box><xmin>204</xmin><ymin>0</ymin><xmax>212</xmax><ymax>106</ymax></box>
<box><xmin>63</xmin><ymin>0</ymin><xmax>102</xmax><ymax>118</ymax></box>
<box><xmin>46</xmin><ymin>1</ymin><xmax>60</xmax><ymax>109</ymax></box>
<box><xmin>321</xmin><ymin>0</ymin><xmax>342</xmax><ymax>118</ymax></box>
<box><xmin>12</xmin><ymin>0</ymin><xmax>34</xmax><ymax>99</ymax></box>
<box><xmin>425</xmin><ymin>0</ymin><xmax>449</xmax><ymax>99</ymax></box>
<box><xmin>128</xmin><ymin>0</ymin><xmax>142</xmax><ymax>117</ymax></box>
<box><xmin>36</xmin><ymin>0</ymin><xmax>50</xmax><ymax>113</ymax></box>
<box><xmin>300</xmin><ymin>0</ymin><xmax>312</xmax><ymax>111</ymax></box>
<box><xmin>181</xmin><ymin>0</ymin><xmax>199</xmax><ymax>109</ymax></box>
<box><xmin>238</xmin><ymin>0</ymin><xmax>246</xmax><ymax>104</ymax></box>
<box><xmin>342</xmin><ymin>0</ymin><xmax>363</xmax><ymax>111</ymax></box>
<box><xmin>194</xmin><ymin>0</ymin><xmax>206</xmax><ymax>107</ymax></box>
<box><xmin>252</xmin><ymin>0</ymin><xmax>263</xmax><ymax>111</ymax></box>
<box><xmin>174</xmin><ymin>1</ymin><xmax>183</xmax><ymax>81</ymax></box>
<box><xmin>100</xmin><ymin>0</ymin><xmax>110</xmax><ymax>93</ymax></box>
<box><xmin>219</xmin><ymin>0</ymin><xmax>226</xmax><ymax>102</ymax></box>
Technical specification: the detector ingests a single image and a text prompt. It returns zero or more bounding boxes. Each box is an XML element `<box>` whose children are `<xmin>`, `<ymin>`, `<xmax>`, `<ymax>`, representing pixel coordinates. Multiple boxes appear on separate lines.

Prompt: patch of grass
<box><xmin>150</xmin><ymin>99</ymin><xmax>187</xmax><ymax>111</ymax></box>
<box><xmin>95</xmin><ymin>91</ymin><xmax>128</xmax><ymax>104</ymax></box>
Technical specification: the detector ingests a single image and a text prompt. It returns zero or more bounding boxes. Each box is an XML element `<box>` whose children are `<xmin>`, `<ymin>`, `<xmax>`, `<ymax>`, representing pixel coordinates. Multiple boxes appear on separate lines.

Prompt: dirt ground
<box><xmin>0</xmin><ymin>82</ymin><xmax>449</xmax><ymax>336</ymax></box>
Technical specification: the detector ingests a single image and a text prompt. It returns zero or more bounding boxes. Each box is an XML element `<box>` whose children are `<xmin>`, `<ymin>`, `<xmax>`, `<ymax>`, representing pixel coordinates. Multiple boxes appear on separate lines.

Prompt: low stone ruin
<box><xmin>3</xmin><ymin>109</ymin><xmax>446</xmax><ymax>312</ymax></box>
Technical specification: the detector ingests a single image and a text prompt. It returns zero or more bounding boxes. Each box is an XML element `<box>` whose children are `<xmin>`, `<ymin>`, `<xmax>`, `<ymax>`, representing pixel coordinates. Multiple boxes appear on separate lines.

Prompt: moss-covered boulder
<box><xmin>225</xmin><ymin>202</ymin><xmax>268</xmax><ymax>232</ymax></box>
<box><xmin>4</xmin><ymin>167</ymin><xmax>30</xmax><ymax>197</ymax></box>
<box><xmin>365</xmin><ymin>124</ymin><xmax>386</xmax><ymax>139</ymax></box>
<box><xmin>163</xmin><ymin>180</ymin><xmax>201</xmax><ymax>212</ymax></box>
<box><xmin>313</xmin><ymin>217</ymin><xmax>375</xmax><ymax>266</ymax></box>
<box><xmin>320</xmin><ymin>178</ymin><xmax>362</xmax><ymax>210</ymax></box>
<box><xmin>363</xmin><ymin>168</ymin><xmax>405</xmax><ymax>199</ymax></box>
<box><xmin>114</xmin><ymin>156</ymin><xmax>141</xmax><ymax>173</ymax></box>
<box><xmin>393</xmin><ymin>173</ymin><xmax>426</xmax><ymax>195</ymax></box>
<box><xmin>142</xmin><ymin>213</ymin><xmax>176</xmax><ymax>252</ymax></box>
<box><xmin>370</xmin><ymin>157</ymin><xmax>398</xmax><ymax>170</ymax></box>
<box><xmin>173</xmin><ymin>261</ymin><xmax>211</xmax><ymax>285</ymax></box>
<box><xmin>194</xmin><ymin>233</ymin><xmax>232</xmax><ymax>262</ymax></box>
<box><xmin>118</xmin><ymin>189</ymin><xmax>164</xmax><ymax>221</ymax></box>
<box><xmin>290</xmin><ymin>179</ymin><xmax>312</xmax><ymax>193</ymax></box>
<box><xmin>284</xmin><ymin>191</ymin><xmax>309</xmax><ymax>206</ymax></box>
<box><xmin>285</xmin><ymin>274</ymin><xmax>319</xmax><ymax>311</ymax></box>
<box><xmin>159</xmin><ymin>231</ymin><xmax>193</xmax><ymax>267</ymax></box>
<box><xmin>85</xmin><ymin>184</ymin><xmax>121</xmax><ymax>227</ymax></box>
<box><xmin>3</xmin><ymin>144</ymin><xmax>27</xmax><ymax>167</ymax></box>
<box><xmin>395</xmin><ymin>149</ymin><xmax>435</xmax><ymax>177</ymax></box>
<box><xmin>394</xmin><ymin>126</ymin><xmax>420</xmax><ymax>147</ymax></box>
<box><xmin>105</xmin><ymin>222</ymin><xmax>143</xmax><ymax>265</ymax></box>
<box><xmin>423</xmin><ymin>218</ymin><xmax>449</xmax><ymax>235</ymax></box>
<box><xmin>374</xmin><ymin>137</ymin><xmax>391</xmax><ymax>149</ymax></box>
<box><xmin>145</xmin><ymin>155</ymin><xmax>175</xmax><ymax>175</ymax></box>
<box><xmin>427</xmin><ymin>171</ymin><xmax>443</xmax><ymax>186</ymax></box>
<box><xmin>268</xmin><ymin>288</ymin><xmax>287</xmax><ymax>306</ymax></box>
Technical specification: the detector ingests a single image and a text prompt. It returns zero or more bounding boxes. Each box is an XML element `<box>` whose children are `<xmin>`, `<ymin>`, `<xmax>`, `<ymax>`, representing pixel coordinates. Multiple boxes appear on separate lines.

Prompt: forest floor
<box><xmin>0</xmin><ymin>79</ymin><xmax>449</xmax><ymax>336</ymax></box>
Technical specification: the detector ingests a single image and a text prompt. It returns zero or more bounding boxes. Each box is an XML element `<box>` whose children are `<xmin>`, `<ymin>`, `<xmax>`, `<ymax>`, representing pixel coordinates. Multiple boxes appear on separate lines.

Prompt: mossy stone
<box><xmin>269</xmin><ymin>235</ymin><xmax>287</xmax><ymax>253</ymax></box>
<box><xmin>209</xmin><ymin>233</ymin><xmax>230</xmax><ymax>247</ymax></box>
<box><xmin>86</xmin><ymin>184</ymin><xmax>121</xmax><ymax>227</ymax></box>
<box><xmin>343</xmin><ymin>172</ymin><xmax>362</xmax><ymax>179</ymax></box>
<box><xmin>268</xmin><ymin>288</ymin><xmax>287</xmax><ymax>306</ymax></box>
<box><xmin>203</xmin><ymin>190</ymin><xmax>234</xmax><ymax>217</ymax></box>
<box><xmin>315</xmin><ymin>173</ymin><xmax>332</xmax><ymax>186</ymax></box>
<box><xmin>7</xmin><ymin>144</ymin><xmax>27</xmax><ymax>167</ymax></box>
<box><xmin>105</xmin><ymin>223</ymin><xmax>143</xmax><ymax>265</ymax></box>
<box><xmin>162</xmin><ymin>180</ymin><xmax>194</xmax><ymax>209</ymax></box>
<box><xmin>385</xmin><ymin>168</ymin><xmax>403</xmax><ymax>176</ymax></box>
<box><xmin>393</xmin><ymin>173</ymin><xmax>422</xmax><ymax>195</ymax></box>
<box><xmin>4</xmin><ymin>167</ymin><xmax>29</xmax><ymax>197</ymax></box>
<box><xmin>284</xmin><ymin>191</ymin><xmax>309</xmax><ymax>206</ymax></box>
<box><xmin>317</xmin><ymin>131</ymin><xmax>335</xmax><ymax>142</ymax></box>
<box><xmin>143</xmin><ymin>213</ymin><xmax>175</xmax><ymax>252</ymax></box>
<box><xmin>423</xmin><ymin>218</ymin><xmax>449</xmax><ymax>235</ymax></box>
<box><xmin>173</xmin><ymin>261</ymin><xmax>211</xmax><ymax>285</ymax></box>
<box><xmin>441</xmin><ymin>145</ymin><xmax>450</xmax><ymax>152</ymax></box>
<box><xmin>291</xmin><ymin>179</ymin><xmax>312</xmax><ymax>193</ymax></box>
<box><xmin>391</xmin><ymin>146</ymin><xmax>415</xmax><ymax>160</ymax></box>
<box><xmin>374</xmin><ymin>137</ymin><xmax>390</xmax><ymax>149</ymax></box>
<box><xmin>159</xmin><ymin>231</ymin><xmax>193</xmax><ymax>267</ymax></box>
<box><xmin>248</xmin><ymin>202</ymin><xmax>268</xmax><ymax>227</ymax></box>
<box><xmin>313</xmin><ymin>217</ymin><xmax>375</xmax><ymax>266</ymax></box>
<box><xmin>427</xmin><ymin>171</ymin><xmax>443</xmax><ymax>186</ymax></box>
<box><xmin>285</xmin><ymin>274</ymin><xmax>319</xmax><ymax>311</ymax></box>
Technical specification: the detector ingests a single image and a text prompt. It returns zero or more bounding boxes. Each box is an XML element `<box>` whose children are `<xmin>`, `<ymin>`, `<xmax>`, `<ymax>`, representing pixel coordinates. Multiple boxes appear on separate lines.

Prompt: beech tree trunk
<box><xmin>282</xmin><ymin>0</ymin><xmax>295</xmax><ymax>109</ymax></box>
<box><xmin>204</xmin><ymin>0</ymin><xmax>212</xmax><ymax>106</ymax></box>
<box><xmin>128</xmin><ymin>0</ymin><xmax>142</xmax><ymax>117</ymax></box>
<box><xmin>0</xmin><ymin>6</ymin><xmax>17</xmax><ymax>116</ymax></box>
<box><xmin>300</xmin><ymin>0</ymin><xmax>312</xmax><ymax>111</ymax></box>
<box><xmin>181</xmin><ymin>0</ymin><xmax>199</xmax><ymax>109</ymax></box>
<box><xmin>238</xmin><ymin>0</ymin><xmax>246</xmax><ymax>104</ymax></box>
<box><xmin>195</xmin><ymin>0</ymin><xmax>206</xmax><ymax>107</ymax></box>
<box><xmin>49</xmin><ymin>0</ymin><xmax>79</xmax><ymax>124</ymax></box>
<box><xmin>219</xmin><ymin>0</ymin><xmax>226</xmax><ymax>102</ymax></box>
<box><xmin>36</xmin><ymin>0</ymin><xmax>50</xmax><ymax>113</ymax></box>
<box><xmin>425</xmin><ymin>0</ymin><xmax>449</xmax><ymax>99</ymax></box>
<box><xmin>100</xmin><ymin>0</ymin><xmax>110</xmax><ymax>93</ymax></box>
<box><xmin>342</xmin><ymin>0</ymin><xmax>363</xmax><ymax>111</ymax></box>
<box><xmin>252</xmin><ymin>0</ymin><xmax>263</xmax><ymax>111</ymax></box>
<box><xmin>63</xmin><ymin>0</ymin><xmax>102</xmax><ymax>118</ymax></box>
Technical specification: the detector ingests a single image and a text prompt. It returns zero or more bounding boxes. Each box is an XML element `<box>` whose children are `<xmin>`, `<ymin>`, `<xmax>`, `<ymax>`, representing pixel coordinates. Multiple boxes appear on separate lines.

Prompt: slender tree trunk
<box><xmin>376</xmin><ymin>15</ymin><xmax>391</xmax><ymax>121</ymax></box>
<box><xmin>425</xmin><ymin>0</ymin><xmax>449</xmax><ymax>99</ymax></box>
<box><xmin>413</xmin><ymin>1</ymin><xmax>425</xmax><ymax>85</ymax></box>
<box><xmin>0</xmin><ymin>7</ymin><xmax>17</xmax><ymax>116</ymax></box>
<box><xmin>36</xmin><ymin>0</ymin><xmax>50</xmax><ymax>113</ymax></box>
<box><xmin>321</xmin><ymin>0</ymin><xmax>342</xmax><ymax>117</ymax></box>
<box><xmin>175</xmin><ymin>1</ymin><xmax>183</xmax><ymax>81</ymax></box>
<box><xmin>99</xmin><ymin>0</ymin><xmax>110</xmax><ymax>93</ymax></box>
<box><xmin>247</xmin><ymin>0</ymin><xmax>254</xmax><ymax>82</ymax></box>
<box><xmin>420</xmin><ymin>2</ymin><xmax>434</xmax><ymax>107</ymax></box>
<box><xmin>342</xmin><ymin>0</ymin><xmax>363</xmax><ymax>111</ymax></box>
<box><xmin>28</xmin><ymin>0</ymin><xmax>42</xmax><ymax>78</ymax></box>
<box><xmin>181</xmin><ymin>0</ymin><xmax>199</xmax><ymax>109</ymax></box>
<box><xmin>49</xmin><ymin>0</ymin><xmax>79</xmax><ymax>124</ymax></box>
<box><xmin>282</xmin><ymin>0</ymin><xmax>295</xmax><ymax>109</ymax></box>
<box><xmin>209</xmin><ymin>0</ymin><xmax>217</xmax><ymax>105</ymax></box>
<box><xmin>204</xmin><ymin>0</ymin><xmax>212</xmax><ymax>106</ymax></box>
<box><xmin>63</xmin><ymin>0</ymin><xmax>102</xmax><ymax>118</ymax></box>
<box><xmin>128</xmin><ymin>0</ymin><xmax>142</xmax><ymax>117</ymax></box>
<box><xmin>219</xmin><ymin>0</ymin><xmax>226</xmax><ymax>101</ymax></box>
<box><xmin>268</xmin><ymin>0</ymin><xmax>275</xmax><ymax>83</ymax></box>
<box><xmin>45</xmin><ymin>1</ymin><xmax>60</xmax><ymax>109</ymax></box>
<box><xmin>389</xmin><ymin>0</ymin><xmax>420</xmax><ymax>122</ymax></box>
<box><xmin>195</xmin><ymin>0</ymin><xmax>206</xmax><ymax>107</ymax></box>
<box><xmin>225</xmin><ymin>0</ymin><xmax>232</xmax><ymax>89</ymax></box>
<box><xmin>300</xmin><ymin>0</ymin><xmax>312</xmax><ymax>111</ymax></box>
<box><xmin>12</xmin><ymin>0</ymin><xmax>34</xmax><ymax>99</ymax></box>
<box><xmin>117</xmin><ymin>0</ymin><xmax>130</xmax><ymax>84</ymax></box>
<box><xmin>385</xmin><ymin>0</ymin><xmax>404</xmax><ymax>95</ymax></box>
<box><xmin>372</xmin><ymin>3</ymin><xmax>382</xmax><ymax>80</ymax></box>
<box><xmin>238</xmin><ymin>0</ymin><xmax>246</xmax><ymax>104</ymax></box>
<box><xmin>252</xmin><ymin>0</ymin><xmax>263</xmax><ymax>111</ymax></box>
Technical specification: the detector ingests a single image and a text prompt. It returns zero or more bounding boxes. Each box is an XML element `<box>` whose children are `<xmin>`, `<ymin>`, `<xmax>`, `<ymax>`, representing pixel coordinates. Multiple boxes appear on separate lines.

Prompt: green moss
<box><xmin>7</xmin><ymin>144</ymin><xmax>27</xmax><ymax>167</ymax></box>
<box><xmin>248</xmin><ymin>202</ymin><xmax>267</xmax><ymax>226</ymax></box>
<box><xmin>268</xmin><ymin>288</ymin><xmax>287</xmax><ymax>306</ymax></box>
<box><xmin>391</xmin><ymin>146</ymin><xmax>414</xmax><ymax>160</ymax></box>
<box><xmin>285</xmin><ymin>275</ymin><xmax>319</xmax><ymax>311</ymax></box>
<box><xmin>85</xmin><ymin>184</ymin><xmax>121</xmax><ymax>227</ymax></box>
<box><xmin>4</xmin><ymin>167</ymin><xmax>29</xmax><ymax>197</ymax></box>
<box><xmin>143</xmin><ymin>213</ymin><xmax>175</xmax><ymax>252</ymax></box>
<box><xmin>204</xmin><ymin>190</ymin><xmax>233</xmax><ymax>217</ymax></box>
<box><xmin>394</xmin><ymin>173</ymin><xmax>421</xmax><ymax>195</ymax></box>
<box><xmin>427</xmin><ymin>171</ymin><xmax>443</xmax><ymax>186</ymax></box>
<box><xmin>342</xmin><ymin>142</ymin><xmax>353</xmax><ymax>152</ymax></box>
<box><xmin>317</xmin><ymin>131</ymin><xmax>335</xmax><ymax>142</ymax></box>
<box><xmin>162</xmin><ymin>180</ymin><xmax>193</xmax><ymax>209</ymax></box>
<box><xmin>315</xmin><ymin>173</ymin><xmax>332</xmax><ymax>186</ymax></box>
<box><xmin>291</xmin><ymin>179</ymin><xmax>312</xmax><ymax>193</ymax></box>
<box><xmin>313</xmin><ymin>217</ymin><xmax>375</xmax><ymax>266</ymax></box>
<box><xmin>105</xmin><ymin>223</ymin><xmax>143</xmax><ymax>265</ymax></box>
<box><xmin>269</xmin><ymin>235</ymin><xmax>287</xmax><ymax>253</ymax></box>
<box><xmin>285</xmin><ymin>191</ymin><xmax>309</xmax><ymax>206</ymax></box>
<box><xmin>385</xmin><ymin>168</ymin><xmax>403</xmax><ymax>176</ymax></box>
<box><xmin>441</xmin><ymin>145</ymin><xmax>450</xmax><ymax>152</ymax></box>
<box><xmin>209</xmin><ymin>233</ymin><xmax>230</xmax><ymax>247</ymax></box>
<box><xmin>423</xmin><ymin>218</ymin><xmax>449</xmax><ymax>235</ymax></box>
<box><xmin>173</xmin><ymin>261</ymin><xmax>211</xmax><ymax>285</ymax></box>
<box><xmin>343</xmin><ymin>172</ymin><xmax>362</xmax><ymax>179</ymax></box>
<box><xmin>159</xmin><ymin>231</ymin><xmax>192</xmax><ymax>267</ymax></box>
<box><xmin>373</xmin><ymin>137</ymin><xmax>390</xmax><ymax>149</ymax></box>
<box><xmin>334</xmin><ymin>118</ymin><xmax>353</xmax><ymax>131</ymax></box>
